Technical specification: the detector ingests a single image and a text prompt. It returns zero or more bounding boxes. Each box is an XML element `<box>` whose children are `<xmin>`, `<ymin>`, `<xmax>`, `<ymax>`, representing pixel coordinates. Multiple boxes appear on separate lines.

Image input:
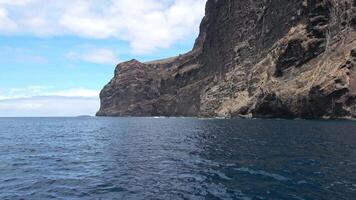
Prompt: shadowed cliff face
<box><xmin>97</xmin><ymin>0</ymin><xmax>356</xmax><ymax>119</ymax></box>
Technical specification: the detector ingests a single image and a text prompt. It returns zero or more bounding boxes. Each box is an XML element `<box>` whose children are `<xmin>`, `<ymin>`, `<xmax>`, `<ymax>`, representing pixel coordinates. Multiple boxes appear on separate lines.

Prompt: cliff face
<box><xmin>97</xmin><ymin>0</ymin><xmax>356</xmax><ymax>119</ymax></box>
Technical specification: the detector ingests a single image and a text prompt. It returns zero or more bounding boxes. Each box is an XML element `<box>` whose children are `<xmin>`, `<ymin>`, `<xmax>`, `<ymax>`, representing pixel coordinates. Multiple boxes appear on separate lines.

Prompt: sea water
<box><xmin>0</xmin><ymin>117</ymin><xmax>355</xmax><ymax>200</ymax></box>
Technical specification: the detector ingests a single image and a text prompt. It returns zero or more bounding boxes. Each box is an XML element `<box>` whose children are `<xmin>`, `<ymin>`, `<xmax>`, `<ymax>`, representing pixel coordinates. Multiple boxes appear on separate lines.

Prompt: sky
<box><xmin>0</xmin><ymin>0</ymin><xmax>206</xmax><ymax>117</ymax></box>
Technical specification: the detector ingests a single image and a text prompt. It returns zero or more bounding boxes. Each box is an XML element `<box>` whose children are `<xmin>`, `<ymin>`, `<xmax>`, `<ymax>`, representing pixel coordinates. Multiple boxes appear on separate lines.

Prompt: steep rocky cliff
<box><xmin>97</xmin><ymin>0</ymin><xmax>356</xmax><ymax>119</ymax></box>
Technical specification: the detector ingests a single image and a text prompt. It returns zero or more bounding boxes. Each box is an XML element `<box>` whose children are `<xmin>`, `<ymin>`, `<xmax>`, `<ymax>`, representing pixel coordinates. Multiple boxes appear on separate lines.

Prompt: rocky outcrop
<box><xmin>97</xmin><ymin>0</ymin><xmax>356</xmax><ymax>119</ymax></box>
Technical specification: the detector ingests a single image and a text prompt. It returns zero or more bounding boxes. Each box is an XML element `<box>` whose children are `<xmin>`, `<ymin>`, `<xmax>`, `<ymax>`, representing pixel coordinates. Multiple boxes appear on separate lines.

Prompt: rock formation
<box><xmin>97</xmin><ymin>0</ymin><xmax>356</xmax><ymax>119</ymax></box>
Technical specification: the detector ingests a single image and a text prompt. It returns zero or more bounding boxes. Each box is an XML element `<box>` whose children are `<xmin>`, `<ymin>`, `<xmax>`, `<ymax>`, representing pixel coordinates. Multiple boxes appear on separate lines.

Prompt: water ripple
<box><xmin>0</xmin><ymin>117</ymin><xmax>355</xmax><ymax>199</ymax></box>
<box><xmin>234</xmin><ymin>167</ymin><xmax>290</xmax><ymax>181</ymax></box>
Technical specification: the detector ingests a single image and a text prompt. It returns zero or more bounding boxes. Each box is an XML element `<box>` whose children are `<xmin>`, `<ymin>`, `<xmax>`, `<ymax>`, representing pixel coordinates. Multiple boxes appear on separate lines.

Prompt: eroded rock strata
<box><xmin>97</xmin><ymin>0</ymin><xmax>356</xmax><ymax>119</ymax></box>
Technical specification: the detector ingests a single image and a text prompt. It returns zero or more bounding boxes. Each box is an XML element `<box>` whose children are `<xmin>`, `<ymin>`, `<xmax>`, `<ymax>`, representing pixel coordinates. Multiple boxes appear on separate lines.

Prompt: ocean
<box><xmin>0</xmin><ymin>117</ymin><xmax>355</xmax><ymax>200</ymax></box>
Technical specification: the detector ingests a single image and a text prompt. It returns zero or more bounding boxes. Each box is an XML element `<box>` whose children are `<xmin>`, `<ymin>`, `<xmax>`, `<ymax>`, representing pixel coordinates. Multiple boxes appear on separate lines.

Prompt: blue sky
<box><xmin>0</xmin><ymin>0</ymin><xmax>206</xmax><ymax>116</ymax></box>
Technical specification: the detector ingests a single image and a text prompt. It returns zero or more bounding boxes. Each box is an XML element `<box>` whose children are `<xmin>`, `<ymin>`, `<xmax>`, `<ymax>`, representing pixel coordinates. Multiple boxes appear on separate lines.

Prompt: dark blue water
<box><xmin>0</xmin><ymin>118</ymin><xmax>355</xmax><ymax>200</ymax></box>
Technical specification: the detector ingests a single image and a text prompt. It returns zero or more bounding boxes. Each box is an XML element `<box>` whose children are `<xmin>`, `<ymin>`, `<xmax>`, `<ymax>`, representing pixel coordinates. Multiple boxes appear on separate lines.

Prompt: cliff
<box><xmin>97</xmin><ymin>0</ymin><xmax>356</xmax><ymax>119</ymax></box>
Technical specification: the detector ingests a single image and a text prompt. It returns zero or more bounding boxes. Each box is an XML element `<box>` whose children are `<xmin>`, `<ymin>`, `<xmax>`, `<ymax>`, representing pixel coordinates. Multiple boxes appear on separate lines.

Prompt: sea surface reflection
<box><xmin>0</xmin><ymin>117</ymin><xmax>355</xmax><ymax>199</ymax></box>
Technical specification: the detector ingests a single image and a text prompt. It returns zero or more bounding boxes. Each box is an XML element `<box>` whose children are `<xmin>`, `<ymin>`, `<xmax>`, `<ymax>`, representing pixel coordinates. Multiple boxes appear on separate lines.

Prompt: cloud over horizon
<box><xmin>0</xmin><ymin>86</ymin><xmax>100</xmax><ymax>116</ymax></box>
<box><xmin>0</xmin><ymin>96</ymin><xmax>99</xmax><ymax>117</ymax></box>
<box><xmin>0</xmin><ymin>0</ymin><xmax>206</xmax><ymax>53</ymax></box>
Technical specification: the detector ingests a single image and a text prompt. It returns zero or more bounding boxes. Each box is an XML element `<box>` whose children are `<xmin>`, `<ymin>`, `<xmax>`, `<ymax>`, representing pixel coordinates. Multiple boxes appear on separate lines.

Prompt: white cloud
<box><xmin>58</xmin><ymin>0</ymin><xmax>113</xmax><ymax>39</ymax></box>
<box><xmin>0</xmin><ymin>96</ymin><xmax>9</xmax><ymax>100</ymax></box>
<box><xmin>0</xmin><ymin>0</ymin><xmax>33</xmax><ymax>6</ymax></box>
<box><xmin>0</xmin><ymin>96</ymin><xmax>99</xmax><ymax>117</ymax></box>
<box><xmin>67</xmin><ymin>49</ymin><xmax>119</xmax><ymax>65</ymax></box>
<box><xmin>3</xmin><ymin>85</ymin><xmax>48</xmax><ymax>99</ymax></box>
<box><xmin>0</xmin><ymin>86</ymin><xmax>100</xmax><ymax>116</ymax></box>
<box><xmin>0</xmin><ymin>0</ymin><xmax>207</xmax><ymax>53</ymax></box>
<box><xmin>0</xmin><ymin>7</ymin><xmax>17</xmax><ymax>32</ymax></box>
